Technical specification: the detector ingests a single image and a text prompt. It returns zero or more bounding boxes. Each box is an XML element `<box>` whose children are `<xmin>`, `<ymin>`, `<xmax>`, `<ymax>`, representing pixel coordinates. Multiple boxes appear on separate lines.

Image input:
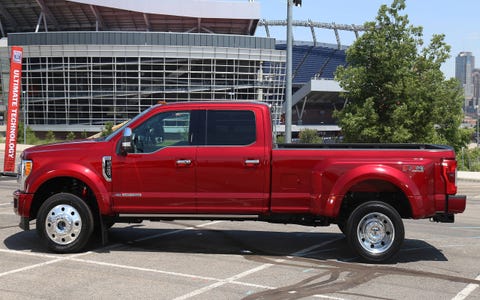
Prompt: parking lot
<box><xmin>1</xmin><ymin>172</ymin><xmax>479</xmax><ymax>299</ymax></box>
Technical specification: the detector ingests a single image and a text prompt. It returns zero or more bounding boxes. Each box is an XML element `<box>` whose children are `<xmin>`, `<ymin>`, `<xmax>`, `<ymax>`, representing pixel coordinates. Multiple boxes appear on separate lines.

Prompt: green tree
<box><xmin>334</xmin><ymin>0</ymin><xmax>469</xmax><ymax>151</ymax></box>
<box><xmin>101</xmin><ymin>121</ymin><xmax>114</xmax><ymax>137</ymax></box>
<box><xmin>45</xmin><ymin>131</ymin><xmax>56</xmax><ymax>143</ymax></box>
<box><xmin>299</xmin><ymin>128</ymin><xmax>322</xmax><ymax>144</ymax></box>
<box><xmin>17</xmin><ymin>122</ymin><xmax>39</xmax><ymax>145</ymax></box>
<box><xmin>66</xmin><ymin>131</ymin><xmax>76</xmax><ymax>141</ymax></box>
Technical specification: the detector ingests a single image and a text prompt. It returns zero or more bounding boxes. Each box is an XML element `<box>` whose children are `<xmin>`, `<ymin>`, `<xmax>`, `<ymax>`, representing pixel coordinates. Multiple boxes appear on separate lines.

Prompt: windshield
<box><xmin>102</xmin><ymin>105</ymin><xmax>158</xmax><ymax>141</ymax></box>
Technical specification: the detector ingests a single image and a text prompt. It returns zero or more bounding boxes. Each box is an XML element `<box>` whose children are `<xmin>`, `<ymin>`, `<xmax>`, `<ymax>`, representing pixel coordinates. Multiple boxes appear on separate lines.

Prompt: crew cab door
<box><xmin>112</xmin><ymin>110</ymin><xmax>201</xmax><ymax>213</ymax></box>
<box><xmin>196</xmin><ymin>109</ymin><xmax>269</xmax><ymax>213</ymax></box>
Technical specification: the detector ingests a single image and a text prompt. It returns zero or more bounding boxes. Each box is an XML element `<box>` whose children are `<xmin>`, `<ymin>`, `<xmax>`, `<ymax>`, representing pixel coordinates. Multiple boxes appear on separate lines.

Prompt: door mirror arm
<box><xmin>121</xmin><ymin>127</ymin><xmax>133</xmax><ymax>155</ymax></box>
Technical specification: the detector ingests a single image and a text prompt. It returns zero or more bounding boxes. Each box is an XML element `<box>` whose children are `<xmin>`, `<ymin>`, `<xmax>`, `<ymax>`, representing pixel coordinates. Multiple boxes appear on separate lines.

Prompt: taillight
<box><xmin>441</xmin><ymin>159</ymin><xmax>457</xmax><ymax>194</ymax></box>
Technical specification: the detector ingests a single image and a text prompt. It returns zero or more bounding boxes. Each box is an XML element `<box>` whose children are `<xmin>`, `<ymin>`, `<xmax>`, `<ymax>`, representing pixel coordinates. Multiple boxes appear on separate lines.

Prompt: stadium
<box><xmin>0</xmin><ymin>0</ymin><xmax>362</xmax><ymax>137</ymax></box>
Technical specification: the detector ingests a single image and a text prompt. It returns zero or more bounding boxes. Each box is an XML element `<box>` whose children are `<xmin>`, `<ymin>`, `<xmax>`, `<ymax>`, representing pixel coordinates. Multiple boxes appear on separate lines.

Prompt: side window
<box><xmin>206</xmin><ymin>110</ymin><xmax>256</xmax><ymax>146</ymax></box>
<box><xmin>132</xmin><ymin>110</ymin><xmax>191</xmax><ymax>153</ymax></box>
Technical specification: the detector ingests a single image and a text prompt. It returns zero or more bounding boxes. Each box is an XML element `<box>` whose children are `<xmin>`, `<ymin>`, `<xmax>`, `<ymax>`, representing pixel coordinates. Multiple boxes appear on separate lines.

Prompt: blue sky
<box><xmin>255</xmin><ymin>0</ymin><xmax>480</xmax><ymax>78</ymax></box>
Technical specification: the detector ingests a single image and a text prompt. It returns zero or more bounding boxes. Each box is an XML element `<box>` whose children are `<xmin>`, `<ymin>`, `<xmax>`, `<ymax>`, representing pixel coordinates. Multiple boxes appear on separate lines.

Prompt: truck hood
<box><xmin>22</xmin><ymin>139</ymin><xmax>105</xmax><ymax>156</ymax></box>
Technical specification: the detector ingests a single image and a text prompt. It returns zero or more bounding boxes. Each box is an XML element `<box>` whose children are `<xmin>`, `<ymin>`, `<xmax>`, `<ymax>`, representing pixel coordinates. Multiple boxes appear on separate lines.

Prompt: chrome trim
<box><xmin>176</xmin><ymin>159</ymin><xmax>192</xmax><ymax>166</ymax></box>
<box><xmin>45</xmin><ymin>204</ymin><xmax>82</xmax><ymax>245</ymax></box>
<box><xmin>102</xmin><ymin>156</ymin><xmax>112</xmax><ymax>182</ymax></box>
<box><xmin>356</xmin><ymin>212</ymin><xmax>395</xmax><ymax>254</ymax></box>
<box><xmin>244</xmin><ymin>159</ymin><xmax>260</xmax><ymax>165</ymax></box>
<box><xmin>17</xmin><ymin>159</ymin><xmax>32</xmax><ymax>190</ymax></box>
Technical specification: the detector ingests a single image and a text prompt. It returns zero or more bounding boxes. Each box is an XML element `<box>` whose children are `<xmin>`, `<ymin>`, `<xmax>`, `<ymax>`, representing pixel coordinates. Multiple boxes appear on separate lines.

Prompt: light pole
<box><xmin>22</xmin><ymin>90</ymin><xmax>26</xmax><ymax>144</ymax></box>
<box><xmin>285</xmin><ymin>0</ymin><xmax>301</xmax><ymax>143</ymax></box>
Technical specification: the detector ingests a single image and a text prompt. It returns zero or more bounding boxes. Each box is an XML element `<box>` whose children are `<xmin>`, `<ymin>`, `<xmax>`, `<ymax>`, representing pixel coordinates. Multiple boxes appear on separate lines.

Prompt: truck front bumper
<box><xmin>13</xmin><ymin>189</ymin><xmax>31</xmax><ymax>216</ymax></box>
<box><xmin>13</xmin><ymin>190</ymin><xmax>34</xmax><ymax>230</ymax></box>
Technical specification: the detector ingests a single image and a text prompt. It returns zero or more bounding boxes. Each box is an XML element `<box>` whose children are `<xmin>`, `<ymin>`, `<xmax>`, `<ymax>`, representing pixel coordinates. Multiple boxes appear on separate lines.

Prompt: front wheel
<box><xmin>346</xmin><ymin>201</ymin><xmax>404</xmax><ymax>263</ymax></box>
<box><xmin>36</xmin><ymin>193</ymin><xmax>94</xmax><ymax>253</ymax></box>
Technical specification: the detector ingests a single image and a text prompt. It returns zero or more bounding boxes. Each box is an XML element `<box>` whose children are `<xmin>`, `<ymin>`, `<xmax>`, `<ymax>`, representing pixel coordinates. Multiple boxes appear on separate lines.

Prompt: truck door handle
<box><xmin>176</xmin><ymin>159</ymin><xmax>192</xmax><ymax>167</ymax></box>
<box><xmin>244</xmin><ymin>159</ymin><xmax>260</xmax><ymax>167</ymax></box>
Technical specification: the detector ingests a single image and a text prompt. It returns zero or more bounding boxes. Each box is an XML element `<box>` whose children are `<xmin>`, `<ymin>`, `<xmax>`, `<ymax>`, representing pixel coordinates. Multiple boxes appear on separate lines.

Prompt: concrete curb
<box><xmin>0</xmin><ymin>143</ymin><xmax>34</xmax><ymax>152</ymax></box>
<box><xmin>458</xmin><ymin>171</ymin><xmax>480</xmax><ymax>182</ymax></box>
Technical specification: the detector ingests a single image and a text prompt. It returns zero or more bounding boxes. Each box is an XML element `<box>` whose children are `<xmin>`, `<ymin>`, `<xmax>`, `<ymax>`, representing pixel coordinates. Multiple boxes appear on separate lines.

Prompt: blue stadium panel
<box><xmin>276</xmin><ymin>44</ymin><xmax>347</xmax><ymax>84</ymax></box>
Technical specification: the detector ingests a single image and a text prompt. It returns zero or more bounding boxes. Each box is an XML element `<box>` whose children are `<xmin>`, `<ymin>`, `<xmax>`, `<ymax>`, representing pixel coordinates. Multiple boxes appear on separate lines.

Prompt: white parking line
<box><xmin>172</xmin><ymin>261</ymin><xmax>278</xmax><ymax>300</ymax></box>
<box><xmin>292</xmin><ymin>236</ymin><xmax>344</xmax><ymax>257</ymax></box>
<box><xmin>0</xmin><ymin>221</ymin><xmax>219</xmax><ymax>278</ymax></box>
<box><xmin>173</xmin><ymin>237</ymin><xmax>347</xmax><ymax>300</ymax></box>
<box><xmin>452</xmin><ymin>274</ymin><xmax>480</xmax><ymax>300</ymax></box>
<box><xmin>0</xmin><ymin>251</ymin><xmax>89</xmax><ymax>278</ymax></box>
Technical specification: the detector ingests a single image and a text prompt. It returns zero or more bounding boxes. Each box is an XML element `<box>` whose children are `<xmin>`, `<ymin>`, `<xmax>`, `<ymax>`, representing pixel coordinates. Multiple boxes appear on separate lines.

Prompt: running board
<box><xmin>117</xmin><ymin>214</ymin><xmax>260</xmax><ymax>221</ymax></box>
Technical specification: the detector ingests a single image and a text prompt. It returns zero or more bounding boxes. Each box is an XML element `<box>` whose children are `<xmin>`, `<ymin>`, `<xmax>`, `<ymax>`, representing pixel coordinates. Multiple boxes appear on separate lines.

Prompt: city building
<box><xmin>455</xmin><ymin>51</ymin><xmax>475</xmax><ymax>112</ymax></box>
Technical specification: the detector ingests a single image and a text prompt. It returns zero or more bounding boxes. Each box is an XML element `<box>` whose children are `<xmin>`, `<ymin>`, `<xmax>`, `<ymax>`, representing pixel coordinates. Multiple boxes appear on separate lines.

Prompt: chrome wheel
<box><xmin>347</xmin><ymin>201</ymin><xmax>404</xmax><ymax>263</ymax></box>
<box><xmin>357</xmin><ymin>212</ymin><xmax>394</xmax><ymax>254</ymax></box>
<box><xmin>45</xmin><ymin>204</ymin><xmax>82</xmax><ymax>245</ymax></box>
<box><xmin>37</xmin><ymin>193</ymin><xmax>94</xmax><ymax>253</ymax></box>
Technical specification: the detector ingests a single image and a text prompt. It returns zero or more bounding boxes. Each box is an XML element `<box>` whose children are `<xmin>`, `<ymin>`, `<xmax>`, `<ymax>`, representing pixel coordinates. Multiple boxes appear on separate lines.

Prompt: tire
<box><xmin>36</xmin><ymin>193</ymin><xmax>94</xmax><ymax>253</ymax></box>
<box><xmin>346</xmin><ymin>201</ymin><xmax>404</xmax><ymax>263</ymax></box>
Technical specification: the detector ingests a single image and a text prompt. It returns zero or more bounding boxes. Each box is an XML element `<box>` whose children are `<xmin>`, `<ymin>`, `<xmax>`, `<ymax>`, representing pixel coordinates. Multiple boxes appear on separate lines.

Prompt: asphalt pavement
<box><xmin>0</xmin><ymin>144</ymin><xmax>479</xmax><ymax>299</ymax></box>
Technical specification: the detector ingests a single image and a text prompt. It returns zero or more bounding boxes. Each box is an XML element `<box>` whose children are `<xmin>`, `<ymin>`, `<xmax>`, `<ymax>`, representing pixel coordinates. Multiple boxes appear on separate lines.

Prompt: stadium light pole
<box><xmin>22</xmin><ymin>90</ymin><xmax>26</xmax><ymax>144</ymax></box>
<box><xmin>285</xmin><ymin>0</ymin><xmax>301</xmax><ymax>143</ymax></box>
<box><xmin>285</xmin><ymin>0</ymin><xmax>293</xmax><ymax>143</ymax></box>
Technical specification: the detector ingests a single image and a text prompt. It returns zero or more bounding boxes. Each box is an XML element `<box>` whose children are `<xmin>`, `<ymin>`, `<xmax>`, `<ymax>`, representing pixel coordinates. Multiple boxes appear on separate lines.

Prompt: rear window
<box><xmin>206</xmin><ymin>110</ymin><xmax>256</xmax><ymax>146</ymax></box>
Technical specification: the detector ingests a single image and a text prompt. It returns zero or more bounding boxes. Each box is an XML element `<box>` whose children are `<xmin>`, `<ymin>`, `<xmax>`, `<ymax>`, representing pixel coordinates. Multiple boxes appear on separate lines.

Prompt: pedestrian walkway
<box><xmin>458</xmin><ymin>171</ymin><xmax>480</xmax><ymax>182</ymax></box>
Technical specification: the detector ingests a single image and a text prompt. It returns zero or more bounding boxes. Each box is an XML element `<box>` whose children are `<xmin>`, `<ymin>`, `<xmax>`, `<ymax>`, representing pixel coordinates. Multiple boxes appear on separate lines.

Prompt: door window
<box><xmin>206</xmin><ymin>110</ymin><xmax>256</xmax><ymax>146</ymax></box>
<box><xmin>131</xmin><ymin>111</ymin><xmax>192</xmax><ymax>153</ymax></box>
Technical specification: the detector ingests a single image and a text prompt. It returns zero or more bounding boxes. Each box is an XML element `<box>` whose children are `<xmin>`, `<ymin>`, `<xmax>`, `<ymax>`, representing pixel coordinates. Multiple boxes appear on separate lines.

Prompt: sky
<box><xmin>254</xmin><ymin>0</ymin><xmax>480</xmax><ymax>78</ymax></box>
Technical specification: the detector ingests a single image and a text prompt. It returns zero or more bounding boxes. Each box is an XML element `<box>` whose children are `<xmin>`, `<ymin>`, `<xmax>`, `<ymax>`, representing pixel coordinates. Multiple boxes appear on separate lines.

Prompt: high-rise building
<box><xmin>472</xmin><ymin>68</ymin><xmax>480</xmax><ymax>110</ymax></box>
<box><xmin>456</xmin><ymin>52</ymin><xmax>475</xmax><ymax>111</ymax></box>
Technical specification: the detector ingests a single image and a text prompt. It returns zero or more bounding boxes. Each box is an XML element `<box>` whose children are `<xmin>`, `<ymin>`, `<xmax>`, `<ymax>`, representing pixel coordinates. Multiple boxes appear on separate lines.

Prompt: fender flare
<box><xmin>322</xmin><ymin>164</ymin><xmax>423</xmax><ymax>218</ymax></box>
<box><xmin>27</xmin><ymin>162</ymin><xmax>112</xmax><ymax>215</ymax></box>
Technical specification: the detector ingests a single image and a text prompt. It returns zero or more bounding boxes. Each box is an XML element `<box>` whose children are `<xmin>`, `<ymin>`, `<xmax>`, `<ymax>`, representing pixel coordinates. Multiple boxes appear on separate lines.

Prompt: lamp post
<box><xmin>22</xmin><ymin>90</ymin><xmax>26</xmax><ymax>144</ymax></box>
<box><xmin>285</xmin><ymin>0</ymin><xmax>293</xmax><ymax>143</ymax></box>
<box><xmin>285</xmin><ymin>0</ymin><xmax>302</xmax><ymax>143</ymax></box>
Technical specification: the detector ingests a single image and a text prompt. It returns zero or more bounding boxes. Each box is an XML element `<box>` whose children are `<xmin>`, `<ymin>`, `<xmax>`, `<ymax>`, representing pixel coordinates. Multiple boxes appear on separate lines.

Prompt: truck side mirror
<box><xmin>121</xmin><ymin>127</ymin><xmax>133</xmax><ymax>155</ymax></box>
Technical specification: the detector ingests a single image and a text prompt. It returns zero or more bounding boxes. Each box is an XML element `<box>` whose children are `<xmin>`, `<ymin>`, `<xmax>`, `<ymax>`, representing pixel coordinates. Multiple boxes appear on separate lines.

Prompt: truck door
<box><xmin>112</xmin><ymin>110</ymin><xmax>201</xmax><ymax>213</ymax></box>
<box><xmin>196</xmin><ymin>109</ymin><xmax>269</xmax><ymax>213</ymax></box>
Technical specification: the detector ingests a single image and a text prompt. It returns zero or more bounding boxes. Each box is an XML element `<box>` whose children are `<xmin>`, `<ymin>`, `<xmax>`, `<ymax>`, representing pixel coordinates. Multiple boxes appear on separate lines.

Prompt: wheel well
<box><xmin>337</xmin><ymin>179</ymin><xmax>412</xmax><ymax>222</ymax></box>
<box><xmin>30</xmin><ymin>177</ymin><xmax>98</xmax><ymax>221</ymax></box>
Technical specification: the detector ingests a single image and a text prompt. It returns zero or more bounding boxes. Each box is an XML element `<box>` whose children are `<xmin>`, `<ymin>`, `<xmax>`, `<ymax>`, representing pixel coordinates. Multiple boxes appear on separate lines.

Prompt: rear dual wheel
<box><xmin>346</xmin><ymin>201</ymin><xmax>404</xmax><ymax>263</ymax></box>
<box><xmin>37</xmin><ymin>193</ymin><xmax>94</xmax><ymax>253</ymax></box>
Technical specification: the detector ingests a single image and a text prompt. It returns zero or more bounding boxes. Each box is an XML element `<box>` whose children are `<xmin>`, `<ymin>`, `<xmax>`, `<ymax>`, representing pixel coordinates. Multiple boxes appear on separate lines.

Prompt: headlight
<box><xmin>18</xmin><ymin>159</ymin><xmax>33</xmax><ymax>190</ymax></box>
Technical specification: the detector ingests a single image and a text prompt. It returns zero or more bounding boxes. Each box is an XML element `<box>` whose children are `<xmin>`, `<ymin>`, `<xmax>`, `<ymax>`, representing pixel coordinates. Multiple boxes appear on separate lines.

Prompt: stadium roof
<box><xmin>0</xmin><ymin>0</ymin><xmax>260</xmax><ymax>36</ymax></box>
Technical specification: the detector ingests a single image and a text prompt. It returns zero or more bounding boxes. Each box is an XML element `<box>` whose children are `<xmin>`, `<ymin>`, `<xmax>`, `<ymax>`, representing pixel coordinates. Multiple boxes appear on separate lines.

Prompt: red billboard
<box><xmin>3</xmin><ymin>46</ymin><xmax>23</xmax><ymax>173</ymax></box>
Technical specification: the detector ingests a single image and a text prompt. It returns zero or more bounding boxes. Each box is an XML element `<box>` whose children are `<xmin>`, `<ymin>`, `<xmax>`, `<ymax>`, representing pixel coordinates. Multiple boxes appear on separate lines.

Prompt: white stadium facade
<box><xmin>0</xmin><ymin>0</ymin><xmax>362</xmax><ymax>138</ymax></box>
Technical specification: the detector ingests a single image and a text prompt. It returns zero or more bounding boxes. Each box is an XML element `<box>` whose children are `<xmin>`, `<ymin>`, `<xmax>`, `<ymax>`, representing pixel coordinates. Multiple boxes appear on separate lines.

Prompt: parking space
<box><xmin>1</xmin><ymin>175</ymin><xmax>479</xmax><ymax>299</ymax></box>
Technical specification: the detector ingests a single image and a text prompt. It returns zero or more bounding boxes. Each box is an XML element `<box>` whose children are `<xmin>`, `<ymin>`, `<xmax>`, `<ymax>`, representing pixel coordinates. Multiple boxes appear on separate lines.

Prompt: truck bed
<box><xmin>277</xmin><ymin>143</ymin><xmax>453</xmax><ymax>150</ymax></box>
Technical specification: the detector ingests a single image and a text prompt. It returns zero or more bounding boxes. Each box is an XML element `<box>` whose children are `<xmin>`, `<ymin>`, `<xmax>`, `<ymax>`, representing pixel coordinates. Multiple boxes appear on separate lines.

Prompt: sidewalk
<box><xmin>0</xmin><ymin>143</ymin><xmax>33</xmax><ymax>152</ymax></box>
<box><xmin>458</xmin><ymin>171</ymin><xmax>480</xmax><ymax>182</ymax></box>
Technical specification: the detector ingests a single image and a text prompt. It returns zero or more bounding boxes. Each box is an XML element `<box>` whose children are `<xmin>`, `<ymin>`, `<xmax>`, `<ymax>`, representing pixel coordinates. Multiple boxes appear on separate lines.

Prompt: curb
<box><xmin>457</xmin><ymin>171</ymin><xmax>480</xmax><ymax>182</ymax></box>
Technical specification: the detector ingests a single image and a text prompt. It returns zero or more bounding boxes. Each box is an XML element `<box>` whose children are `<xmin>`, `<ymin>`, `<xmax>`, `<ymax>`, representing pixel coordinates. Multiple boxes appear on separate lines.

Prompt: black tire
<box><xmin>346</xmin><ymin>201</ymin><xmax>404</xmax><ymax>263</ymax></box>
<box><xmin>36</xmin><ymin>193</ymin><xmax>94</xmax><ymax>253</ymax></box>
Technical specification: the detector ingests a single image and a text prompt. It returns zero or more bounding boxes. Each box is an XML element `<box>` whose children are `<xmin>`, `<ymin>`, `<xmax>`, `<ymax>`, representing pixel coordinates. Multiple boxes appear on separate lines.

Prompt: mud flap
<box><xmin>99</xmin><ymin>216</ymin><xmax>109</xmax><ymax>246</ymax></box>
<box><xmin>19</xmin><ymin>217</ymin><xmax>30</xmax><ymax>231</ymax></box>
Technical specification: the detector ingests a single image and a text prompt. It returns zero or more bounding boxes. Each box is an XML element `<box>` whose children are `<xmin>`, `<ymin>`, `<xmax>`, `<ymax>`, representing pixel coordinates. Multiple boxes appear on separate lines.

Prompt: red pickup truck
<box><xmin>14</xmin><ymin>102</ymin><xmax>466</xmax><ymax>262</ymax></box>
